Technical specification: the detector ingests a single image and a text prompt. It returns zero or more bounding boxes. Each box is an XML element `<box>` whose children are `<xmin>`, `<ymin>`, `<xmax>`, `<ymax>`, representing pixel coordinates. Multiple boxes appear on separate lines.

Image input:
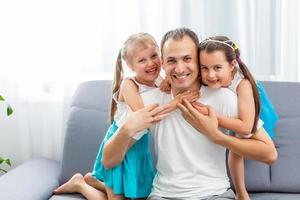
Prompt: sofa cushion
<box><xmin>261</xmin><ymin>81</ymin><xmax>300</xmax><ymax>119</ymax></box>
<box><xmin>71</xmin><ymin>80</ymin><xmax>112</xmax><ymax>112</ymax></box>
<box><xmin>59</xmin><ymin>107</ymin><xmax>109</xmax><ymax>184</ymax></box>
<box><xmin>0</xmin><ymin>158</ymin><xmax>60</xmax><ymax>200</ymax></box>
<box><xmin>244</xmin><ymin>160</ymin><xmax>270</xmax><ymax>192</ymax></box>
<box><xmin>250</xmin><ymin>192</ymin><xmax>300</xmax><ymax>200</ymax></box>
<box><xmin>59</xmin><ymin>81</ymin><xmax>111</xmax><ymax>184</ymax></box>
<box><xmin>270</xmin><ymin>117</ymin><xmax>300</xmax><ymax>192</ymax></box>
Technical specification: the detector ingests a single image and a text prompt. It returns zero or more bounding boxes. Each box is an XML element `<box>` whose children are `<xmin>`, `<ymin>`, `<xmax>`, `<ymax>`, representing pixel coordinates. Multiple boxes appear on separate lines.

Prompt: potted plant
<box><xmin>0</xmin><ymin>95</ymin><xmax>13</xmax><ymax>174</ymax></box>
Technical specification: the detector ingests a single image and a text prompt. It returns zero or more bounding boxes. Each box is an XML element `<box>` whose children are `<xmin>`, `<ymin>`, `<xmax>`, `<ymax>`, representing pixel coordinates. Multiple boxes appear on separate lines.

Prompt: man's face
<box><xmin>162</xmin><ymin>36</ymin><xmax>199</xmax><ymax>94</ymax></box>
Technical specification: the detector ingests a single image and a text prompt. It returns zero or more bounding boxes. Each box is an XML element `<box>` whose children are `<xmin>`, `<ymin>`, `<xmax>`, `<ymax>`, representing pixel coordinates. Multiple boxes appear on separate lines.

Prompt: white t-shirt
<box><xmin>140</xmin><ymin>86</ymin><xmax>238</xmax><ymax>199</ymax></box>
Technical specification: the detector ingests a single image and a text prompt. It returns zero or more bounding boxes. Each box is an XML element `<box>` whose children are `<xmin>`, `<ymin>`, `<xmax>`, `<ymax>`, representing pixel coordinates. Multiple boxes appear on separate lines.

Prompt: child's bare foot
<box><xmin>84</xmin><ymin>172</ymin><xmax>106</xmax><ymax>192</ymax></box>
<box><xmin>53</xmin><ymin>173</ymin><xmax>85</xmax><ymax>194</ymax></box>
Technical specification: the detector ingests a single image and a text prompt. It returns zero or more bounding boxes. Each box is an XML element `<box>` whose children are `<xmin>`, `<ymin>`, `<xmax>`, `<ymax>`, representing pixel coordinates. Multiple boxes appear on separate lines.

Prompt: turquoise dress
<box><xmin>257</xmin><ymin>81</ymin><xmax>278</xmax><ymax>139</ymax></box>
<box><xmin>229</xmin><ymin>69</ymin><xmax>278</xmax><ymax>138</ymax></box>
<box><xmin>92</xmin><ymin>77</ymin><xmax>158</xmax><ymax>198</ymax></box>
<box><xmin>92</xmin><ymin>122</ymin><xmax>155</xmax><ymax>197</ymax></box>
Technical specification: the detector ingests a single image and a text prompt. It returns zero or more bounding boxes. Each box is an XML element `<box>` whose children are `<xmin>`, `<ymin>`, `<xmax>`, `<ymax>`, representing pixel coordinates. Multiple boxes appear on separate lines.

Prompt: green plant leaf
<box><xmin>7</xmin><ymin>105</ymin><xmax>13</xmax><ymax>116</ymax></box>
<box><xmin>0</xmin><ymin>157</ymin><xmax>11</xmax><ymax>167</ymax></box>
<box><xmin>0</xmin><ymin>95</ymin><xmax>4</xmax><ymax>101</ymax></box>
<box><xmin>5</xmin><ymin>159</ymin><xmax>11</xmax><ymax>166</ymax></box>
<box><xmin>0</xmin><ymin>168</ymin><xmax>7</xmax><ymax>174</ymax></box>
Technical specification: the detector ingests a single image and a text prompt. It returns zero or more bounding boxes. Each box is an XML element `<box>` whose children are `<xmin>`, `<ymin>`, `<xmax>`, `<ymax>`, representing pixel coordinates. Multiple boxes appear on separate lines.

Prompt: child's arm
<box><xmin>159</xmin><ymin>77</ymin><xmax>171</xmax><ymax>94</ymax></box>
<box><xmin>118</xmin><ymin>79</ymin><xmax>145</xmax><ymax>149</ymax></box>
<box><xmin>121</xmin><ymin>79</ymin><xmax>198</xmax><ymax>119</ymax></box>
<box><xmin>120</xmin><ymin>79</ymin><xmax>144</xmax><ymax>111</ymax></box>
<box><xmin>121</xmin><ymin>79</ymin><xmax>196</xmax><ymax>121</ymax></box>
<box><xmin>102</xmin><ymin>104</ymin><xmax>171</xmax><ymax>169</ymax></box>
<box><xmin>159</xmin><ymin>78</ymin><xmax>200</xmax><ymax>114</ymax></box>
<box><xmin>157</xmin><ymin>90</ymin><xmax>200</xmax><ymax>115</ymax></box>
<box><xmin>218</xmin><ymin>80</ymin><xmax>255</xmax><ymax>135</ymax></box>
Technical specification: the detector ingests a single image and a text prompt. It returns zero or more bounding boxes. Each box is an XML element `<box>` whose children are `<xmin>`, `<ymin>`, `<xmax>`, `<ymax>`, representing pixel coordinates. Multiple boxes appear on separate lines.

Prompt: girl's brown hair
<box><xmin>199</xmin><ymin>36</ymin><xmax>261</xmax><ymax>133</ymax></box>
<box><xmin>109</xmin><ymin>33</ymin><xmax>159</xmax><ymax>124</ymax></box>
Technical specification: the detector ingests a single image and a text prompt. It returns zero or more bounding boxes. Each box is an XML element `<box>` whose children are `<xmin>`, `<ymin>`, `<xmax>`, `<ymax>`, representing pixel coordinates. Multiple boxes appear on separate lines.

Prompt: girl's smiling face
<box><xmin>128</xmin><ymin>43</ymin><xmax>161</xmax><ymax>86</ymax></box>
<box><xmin>200</xmin><ymin>50</ymin><xmax>235</xmax><ymax>89</ymax></box>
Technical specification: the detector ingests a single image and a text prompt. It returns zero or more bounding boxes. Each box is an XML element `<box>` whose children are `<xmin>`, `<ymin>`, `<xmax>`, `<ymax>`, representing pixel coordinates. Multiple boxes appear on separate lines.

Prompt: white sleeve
<box><xmin>117</xmin><ymin>113</ymin><xmax>148</xmax><ymax>140</ymax></box>
<box><xmin>257</xmin><ymin>118</ymin><xmax>264</xmax><ymax>129</ymax></box>
<box><xmin>131</xmin><ymin>89</ymin><xmax>162</xmax><ymax>139</ymax></box>
<box><xmin>132</xmin><ymin>129</ymin><xmax>148</xmax><ymax>140</ymax></box>
<box><xmin>236</xmin><ymin>133</ymin><xmax>253</xmax><ymax>139</ymax></box>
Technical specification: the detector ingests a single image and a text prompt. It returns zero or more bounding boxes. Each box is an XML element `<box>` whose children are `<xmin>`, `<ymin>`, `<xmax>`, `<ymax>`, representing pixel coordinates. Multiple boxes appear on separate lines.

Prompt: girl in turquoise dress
<box><xmin>92</xmin><ymin>33</ymin><xmax>162</xmax><ymax>199</ymax></box>
<box><xmin>197</xmin><ymin>36</ymin><xmax>278</xmax><ymax>200</ymax></box>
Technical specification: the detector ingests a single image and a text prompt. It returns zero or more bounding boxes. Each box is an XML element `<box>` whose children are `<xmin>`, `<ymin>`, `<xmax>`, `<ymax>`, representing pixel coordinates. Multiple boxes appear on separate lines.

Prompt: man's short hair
<box><xmin>160</xmin><ymin>27</ymin><xmax>199</xmax><ymax>59</ymax></box>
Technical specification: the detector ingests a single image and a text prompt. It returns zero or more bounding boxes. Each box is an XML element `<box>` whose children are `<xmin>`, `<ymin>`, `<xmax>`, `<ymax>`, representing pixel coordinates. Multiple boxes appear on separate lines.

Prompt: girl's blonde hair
<box><xmin>199</xmin><ymin>36</ymin><xmax>261</xmax><ymax>133</ymax></box>
<box><xmin>109</xmin><ymin>33</ymin><xmax>159</xmax><ymax>124</ymax></box>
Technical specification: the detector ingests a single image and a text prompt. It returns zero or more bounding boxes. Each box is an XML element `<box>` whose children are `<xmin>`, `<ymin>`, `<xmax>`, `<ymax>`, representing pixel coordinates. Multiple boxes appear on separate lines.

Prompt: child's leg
<box><xmin>228</xmin><ymin>151</ymin><xmax>250</xmax><ymax>200</ymax></box>
<box><xmin>106</xmin><ymin>187</ymin><xmax>124</xmax><ymax>200</ymax></box>
<box><xmin>84</xmin><ymin>172</ymin><xmax>106</xmax><ymax>192</ymax></box>
<box><xmin>53</xmin><ymin>173</ymin><xmax>107</xmax><ymax>200</ymax></box>
<box><xmin>84</xmin><ymin>172</ymin><xmax>125</xmax><ymax>200</ymax></box>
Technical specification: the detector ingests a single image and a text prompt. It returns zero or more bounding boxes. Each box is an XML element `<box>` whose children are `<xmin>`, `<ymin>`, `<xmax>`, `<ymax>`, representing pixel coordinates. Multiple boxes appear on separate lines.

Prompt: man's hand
<box><xmin>175</xmin><ymin>90</ymin><xmax>200</xmax><ymax>105</ymax></box>
<box><xmin>124</xmin><ymin>104</ymin><xmax>171</xmax><ymax>137</ymax></box>
<box><xmin>192</xmin><ymin>101</ymin><xmax>209</xmax><ymax>115</ymax></box>
<box><xmin>178</xmin><ymin>99</ymin><xmax>222</xmax><ymax>142</ymax></box>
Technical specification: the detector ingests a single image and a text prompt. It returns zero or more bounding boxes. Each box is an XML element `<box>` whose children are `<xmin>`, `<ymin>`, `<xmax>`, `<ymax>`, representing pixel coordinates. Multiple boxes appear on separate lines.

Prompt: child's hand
<box><xmin>192</xmin><ymin>101</ymin><xmax>209</xmax><ymax>115</ymax></box>
<box><xmin>175</xmin><ymin>90</ymin><xmax>200</xmax><ymax>105</ymax></box>
<box><xmin>159</xmin><ymin>78</ymin><xmax>171</xmax><ymax>94</ymax></box>
<box><xmin>124</xmin><ymin>104</ymin><xmax>171</xmax><ymax>135</ymax></box>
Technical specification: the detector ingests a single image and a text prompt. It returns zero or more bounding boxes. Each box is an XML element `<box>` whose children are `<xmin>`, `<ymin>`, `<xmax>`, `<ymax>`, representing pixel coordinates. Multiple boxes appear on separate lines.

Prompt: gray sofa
<box><xmin>0</xmin><ymin>80</ymin><xmax>299</xmax><ymax>200</ymax></box>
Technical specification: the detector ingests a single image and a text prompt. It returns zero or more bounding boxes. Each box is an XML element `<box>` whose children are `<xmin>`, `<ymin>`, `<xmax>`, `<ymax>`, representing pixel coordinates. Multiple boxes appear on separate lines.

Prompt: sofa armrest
<box><xmin>0</xmin><ymin>157</ymin><xmax>60</xmax><ymax>200</ymax></box>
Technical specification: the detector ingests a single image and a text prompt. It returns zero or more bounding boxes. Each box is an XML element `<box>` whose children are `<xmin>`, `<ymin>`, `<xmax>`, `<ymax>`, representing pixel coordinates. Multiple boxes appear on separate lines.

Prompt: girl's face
<box><xmin>128</xmin><ymin>43</ymin><xmax>161</xmax><ymax>87</ymax></box>
<box><xmin>199</xmin><ymin>50</ymin><xmax>235</xmax><ymax>89</ymax></box>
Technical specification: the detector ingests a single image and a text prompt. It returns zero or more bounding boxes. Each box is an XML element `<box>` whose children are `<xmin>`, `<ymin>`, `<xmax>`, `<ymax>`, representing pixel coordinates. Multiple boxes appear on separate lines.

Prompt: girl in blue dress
<box><xmin>196</xmin><ymin>36</ymin><xmax>278</xmax><ymax>200</ymax></box>
<box><xmin>93</xmin><ymin>32</ymin><xmax>162</xmax><ymax>199</ymax></box>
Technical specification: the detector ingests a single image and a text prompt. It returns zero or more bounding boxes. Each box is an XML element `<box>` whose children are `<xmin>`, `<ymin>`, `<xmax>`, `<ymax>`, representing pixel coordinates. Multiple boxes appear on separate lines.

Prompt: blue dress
<box><xmin>92</xmin><ymin>77</ymin><xmax>158</xmax><ymax>198</ymax></box>
<box><xmin>92</xmin><ymin>122</ymin><xmax>155</xmax><ymax>198</ymax></box>
<box><xmin>257</xmin><ymin>81</ymin><xmax>278</xmax><ymax>139</ymax></box>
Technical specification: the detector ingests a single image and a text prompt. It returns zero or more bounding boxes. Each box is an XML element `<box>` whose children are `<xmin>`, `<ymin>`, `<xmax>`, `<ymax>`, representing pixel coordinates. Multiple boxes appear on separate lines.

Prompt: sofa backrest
<box><xmin>59</xmin><ymin>80</ymin><xmax>112</xmax><ymax>183</ymax></box>
<box><xmin>245</xmin><ymin>81</ymin><xmax>300</xmax><ymax>192</ymax></box>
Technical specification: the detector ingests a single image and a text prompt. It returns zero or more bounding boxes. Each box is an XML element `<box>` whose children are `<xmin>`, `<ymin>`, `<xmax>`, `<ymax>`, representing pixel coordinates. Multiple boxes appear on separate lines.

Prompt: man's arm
<box><xmin>102</xmin><ymin>104</ymin><xmax>171</xmax><ymax>169</ymax></box>
<box><xmin>178</xmin><ymin>99</ymin><xmax>277</xmax><ymax>164</ymax></box>
<box><xmin>216</xmin><ymin>127</ymin><xmax>277</xmax><ymax>164</ymax></box>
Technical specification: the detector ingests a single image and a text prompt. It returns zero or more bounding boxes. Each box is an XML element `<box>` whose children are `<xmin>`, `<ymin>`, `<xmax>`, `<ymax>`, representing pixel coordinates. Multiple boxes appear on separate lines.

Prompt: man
<box><xmin>103</xmin><ymin>28</ymin><xmax>277</xmax><ymax>199</ymax></box>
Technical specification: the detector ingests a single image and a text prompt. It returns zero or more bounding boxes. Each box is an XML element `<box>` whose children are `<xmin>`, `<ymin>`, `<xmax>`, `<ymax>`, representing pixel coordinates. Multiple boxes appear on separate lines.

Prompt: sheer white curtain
<box><xmin>0</xmin><ymin>0</ymin><xmax>299</xmax><ymax>168</ymax></box>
